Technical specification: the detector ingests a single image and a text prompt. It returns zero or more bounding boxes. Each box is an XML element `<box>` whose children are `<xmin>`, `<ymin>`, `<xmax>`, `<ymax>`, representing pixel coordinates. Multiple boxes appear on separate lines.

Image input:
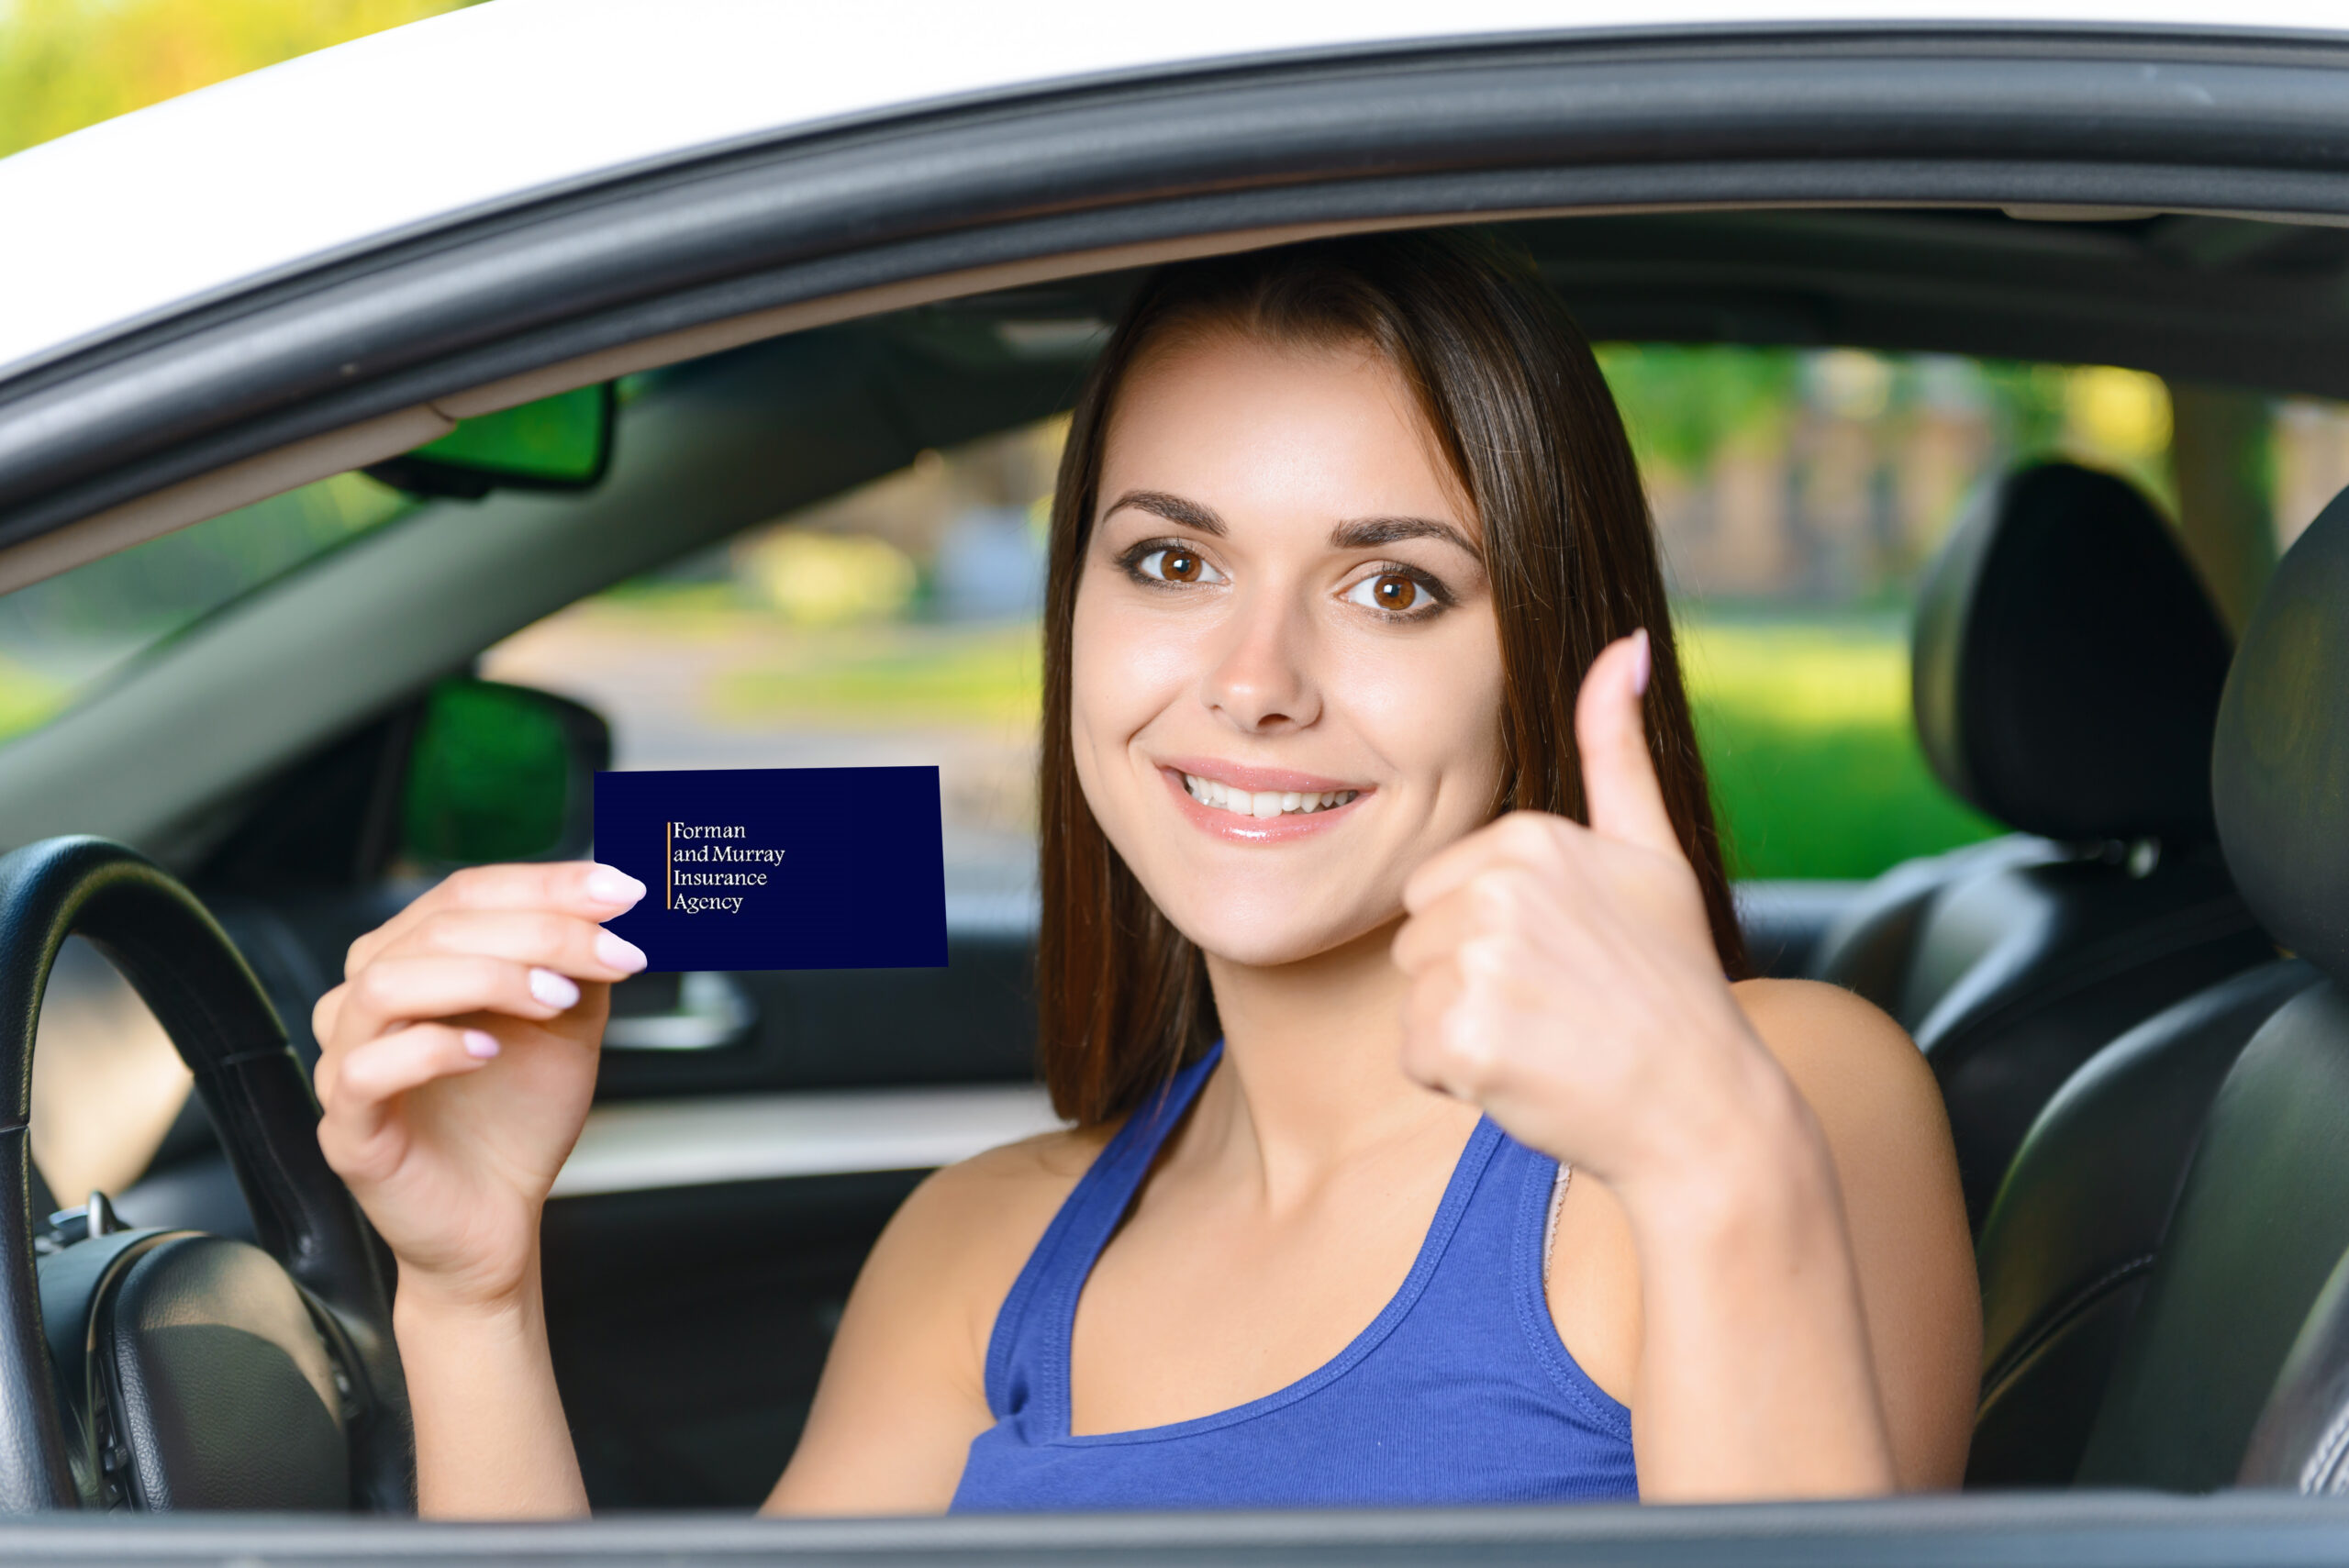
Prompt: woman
<box><xmin>314</xmin><ymin>230</ymin><xmax>1978</xmax><ymax>1516</ymax></box>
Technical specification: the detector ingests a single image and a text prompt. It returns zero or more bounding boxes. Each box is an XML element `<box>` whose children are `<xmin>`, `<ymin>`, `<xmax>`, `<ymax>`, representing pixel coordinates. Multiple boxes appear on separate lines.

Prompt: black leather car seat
<box><xmin>2002</xmin><ymin>481</ymin><xmax>2349</xmax><ymax>1493</ymax></box>
<box><xmin>1806</xmin><ymin>462</ymin><xmax>2269</xmax><ymax>1228</ymax></box>
<box><xmin>2243</xmin><ymin>1246</ymin><xmax>2349</xmax><ymax>1493</ymax></box>
<box><xmin>1970</xmin><ymin>957</ymin><xmax>2315</xmax><ymax>1485</ymax></box>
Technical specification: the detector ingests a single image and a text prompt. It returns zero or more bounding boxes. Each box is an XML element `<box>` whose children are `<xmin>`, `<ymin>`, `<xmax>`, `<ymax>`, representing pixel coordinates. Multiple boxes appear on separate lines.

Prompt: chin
<box><xmin>1161</xmin><ymin>888</ymin><xmax>1396</xmax><ymax>971</ymax></box>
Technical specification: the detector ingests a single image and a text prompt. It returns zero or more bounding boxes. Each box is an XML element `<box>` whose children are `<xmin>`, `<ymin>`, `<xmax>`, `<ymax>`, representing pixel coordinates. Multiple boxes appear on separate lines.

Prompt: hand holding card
<box><xmin>594</xmin><ymin>765</ymin><xmax>950</xmax><ymax>973</ymax></box>
<box><xmin>312</xmin><ymin>766</ymin><xmax>944</xmax><ymax>1318</ymax></box>
<box><xmin>312</xmin><ymin>861</ymin><xmax>650</xmax><ymax>1311</ymax></box>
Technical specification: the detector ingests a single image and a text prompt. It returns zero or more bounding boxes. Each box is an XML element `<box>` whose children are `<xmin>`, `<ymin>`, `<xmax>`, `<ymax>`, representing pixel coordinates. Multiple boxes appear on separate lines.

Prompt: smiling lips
<box><xmin>1161</xmin><ymin>761</ymin><xmax>1370</xmax><ymax>842</ymax></box>
<box><xmin>1181</xmin><ymin>773</ymin><xmax>1361</xmax><ymax>819</ymax></box>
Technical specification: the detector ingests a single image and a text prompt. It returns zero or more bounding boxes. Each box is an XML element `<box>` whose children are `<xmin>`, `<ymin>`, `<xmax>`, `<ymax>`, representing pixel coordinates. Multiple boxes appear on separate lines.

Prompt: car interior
<box><xmin>10</xmin><ymin>203</ymin><xmax>2349</xmax><ymax>1513</ymax></box>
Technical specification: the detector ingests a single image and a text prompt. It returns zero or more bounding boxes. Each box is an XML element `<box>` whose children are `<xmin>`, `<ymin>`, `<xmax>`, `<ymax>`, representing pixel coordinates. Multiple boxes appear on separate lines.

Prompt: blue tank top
<box><xmin>951</xmin><ymin>1043</ymin><xmax>1638</xmax><ymax>1511</ymax></box>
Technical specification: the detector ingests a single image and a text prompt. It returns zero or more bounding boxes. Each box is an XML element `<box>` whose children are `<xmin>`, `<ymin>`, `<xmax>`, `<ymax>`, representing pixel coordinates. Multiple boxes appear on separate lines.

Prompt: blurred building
<box><xmin>2274</xmin><ymin>399</ymin><xmax>2349</xmax><ymax>549</ymax></box>
<box><xmin>1643</xmin><ymin>349</ymin><xmax>2205</xmax><ymax>608</ymax></box>
<box><xmin>1649</xmin><ymin>350</ymin><xmax>1999</xmax><ymax>604</ymax></box>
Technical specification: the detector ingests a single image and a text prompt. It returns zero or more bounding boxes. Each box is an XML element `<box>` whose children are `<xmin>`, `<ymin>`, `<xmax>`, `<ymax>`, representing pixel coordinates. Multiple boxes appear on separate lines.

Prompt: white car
<box><xmin>2</xmin><ymin>1</ymin><xmax>2348</xmax><ymax>1558</ymax></box>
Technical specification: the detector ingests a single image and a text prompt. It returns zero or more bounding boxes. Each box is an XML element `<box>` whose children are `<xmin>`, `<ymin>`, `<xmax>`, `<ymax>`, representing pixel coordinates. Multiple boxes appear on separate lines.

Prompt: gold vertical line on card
<box><xmin>666</xmin><ymin>820</ymin><xmax>674</xmax><ymax>910</ymax></box>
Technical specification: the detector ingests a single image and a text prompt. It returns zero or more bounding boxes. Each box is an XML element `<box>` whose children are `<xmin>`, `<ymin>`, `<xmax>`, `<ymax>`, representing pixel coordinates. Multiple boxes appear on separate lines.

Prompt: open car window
<box><xmin>472</xmin><ymin>341</ymin><xmax>2349</xmax><ymax>902</ymax></box>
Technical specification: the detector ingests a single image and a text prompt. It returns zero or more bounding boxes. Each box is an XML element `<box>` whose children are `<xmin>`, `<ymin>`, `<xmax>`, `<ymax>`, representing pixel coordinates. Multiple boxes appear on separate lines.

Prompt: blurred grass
<box><xmin>1679</xmin><ymin>614</ymin><xmax>2000</xmax><ymax>880</ymax></box>
<box><xmin>0</xmin><ymin>0</ymin><xmax>476</xmax><ymax>161</ymax></box>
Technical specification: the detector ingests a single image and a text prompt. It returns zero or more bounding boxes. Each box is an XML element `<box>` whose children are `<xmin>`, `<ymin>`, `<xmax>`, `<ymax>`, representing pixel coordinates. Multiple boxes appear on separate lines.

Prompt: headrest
<box><xmin>1911</xmin><ymin>462</ymin><xmax>2233</xmax><ymax>843</ymax></box>
<box><xmin>2213</xmin><ymin>485</ymin><xmax>2349</xmax><ymax>982</ymax></box>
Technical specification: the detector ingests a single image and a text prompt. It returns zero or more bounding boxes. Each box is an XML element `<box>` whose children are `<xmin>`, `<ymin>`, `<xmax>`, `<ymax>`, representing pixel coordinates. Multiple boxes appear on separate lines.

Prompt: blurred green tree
<box><xmin>0</xmin><ymin>0</ymin><xmax>476</xmax><ymax>161</ymax></box>
<box><xmin>1597</xmin><ymin>343</ymin><xmax>1802</xmax><ymax>478</ymax></box>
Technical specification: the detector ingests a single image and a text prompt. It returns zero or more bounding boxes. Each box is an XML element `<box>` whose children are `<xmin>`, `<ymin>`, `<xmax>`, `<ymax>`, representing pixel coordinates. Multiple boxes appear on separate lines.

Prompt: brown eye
<box><xmin>1129</xmin><ymin>545</ymin><xmax>1226</xmax><ymax>588</ymax></box>
<box><xmin>1344</xmin><ymin>568</ymin><xmax>1442</xmax><ymax>617</ymax></box>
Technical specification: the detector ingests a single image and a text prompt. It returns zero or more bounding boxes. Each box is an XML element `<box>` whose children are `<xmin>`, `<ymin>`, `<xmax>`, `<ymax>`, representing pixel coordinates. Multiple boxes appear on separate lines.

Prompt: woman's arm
<box><xmin>314</xmin><ymin>858</ymin><xmax>1081</xmax><ymax>1520</ymax></box>
<box><xmin>1606</xmin><ymin>1031</ymin><xmax>1899</xmax><ymax>1498</ymax></box>
<box><xmin>313</xmin><ymin>862</ymin><xmax>651</xmax><ymax>1518</ymax></box>
<box><xmin>395</xmin><ymin>1265</ymin><xmax>589</xmax><ymax>1517</ymax></box>
<box><xmin>1392</xmin><ymin>631</ymin><xmax>1977</xmax><ymax>1500</ymax></box>
<box><xmin>1740</xmin><ymin>978</ymin><xmax>1978</xmax><ymax>1489</ymax></box>
<box><xmin>1615</xmin><ymin>979</ymin><xmax>1974</xmax><ymax>1496</ymax></box>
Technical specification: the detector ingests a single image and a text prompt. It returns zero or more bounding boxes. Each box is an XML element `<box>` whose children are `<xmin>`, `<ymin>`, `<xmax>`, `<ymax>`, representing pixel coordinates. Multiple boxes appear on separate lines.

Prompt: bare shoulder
<box><xmin>859</xmin><ymin>1123</ymin><xmax>1117</xmax><ymax>1350</ymax></box>
<box><xmin>887</xmin><ymin>1125</ymin><xmax>1113</xmax><ymax>1277</ymax></box>
<box><xmin>766</xmin><ymin>1122</ymin><xmax>1117</xmax><ymax>1514</ymax></box>
<box><xmin>1730</xmin><ymin>976</ymin><xmax>1947</xmax><ymax>1145</ymax></box>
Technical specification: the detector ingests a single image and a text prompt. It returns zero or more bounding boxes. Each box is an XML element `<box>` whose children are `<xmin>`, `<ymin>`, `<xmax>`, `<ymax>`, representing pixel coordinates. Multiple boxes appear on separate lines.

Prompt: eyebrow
<box><xmin>1100</xmin><ymin>491</ymin><xmax>1481</xmax><ymax>562</ymax></box>
<box><xmin>1331</xmin><ymin>516</ymin><xmax>1483</xmax><ymax>562</ymax></box>
<box><xmin>1102</xmin><ymin>489</ymin><xmax>1225</xmax><ymax>534</ymax></box>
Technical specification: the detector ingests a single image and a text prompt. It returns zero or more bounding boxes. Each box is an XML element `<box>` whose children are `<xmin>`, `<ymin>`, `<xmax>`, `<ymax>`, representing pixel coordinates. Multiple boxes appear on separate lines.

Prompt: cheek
<box><xmin>1343</xmin><ymin>619</ymin><xmax>1508</xmax><ymax>818</ymax></box>
<box><xmin>1067</xmin><ymin>576</ymin><xmax>1194</xmax><ymax>806</ymax></box>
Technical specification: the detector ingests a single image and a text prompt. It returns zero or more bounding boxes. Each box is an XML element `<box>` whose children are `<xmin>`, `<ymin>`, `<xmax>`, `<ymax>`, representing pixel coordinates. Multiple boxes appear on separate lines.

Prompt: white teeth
<box><xmin>1183</xmin><ymin>773</ymin><xmax>1361</xmax><ymax>819</ymax></box>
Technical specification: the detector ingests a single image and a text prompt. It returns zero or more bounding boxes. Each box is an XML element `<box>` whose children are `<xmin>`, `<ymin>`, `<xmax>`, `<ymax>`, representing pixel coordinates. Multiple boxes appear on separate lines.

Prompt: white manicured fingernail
<box><xmin>529</xmin><ymin>968</ymin><xmax>581</xmax><ymax>1009</ymax></box>
<box><xmin>462</xmin><ymin>1029</ymin><xmax>500</xmax><ymax>1060</ymax></box>
<box><xmin>595</xmin><ymin>930</ymin><xmax>648</xmax><ymax>974</ymax></box>
<box><xmin>1630</xmin><ymin>628</ymin><xmax>1652</xmax><ymax>696</ymax></box>
<box><xmin>584</xmin><ymin>865</ymin><xmax>647</xmax><ymax>906</ymax></box>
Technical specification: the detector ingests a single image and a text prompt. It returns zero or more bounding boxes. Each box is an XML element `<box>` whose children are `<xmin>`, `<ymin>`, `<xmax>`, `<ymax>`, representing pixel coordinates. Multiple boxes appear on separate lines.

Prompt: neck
<box><xmin>1197</xmin><ymin>918</ymin><xmax>1467</xmax><ymax>1198</ymax></box>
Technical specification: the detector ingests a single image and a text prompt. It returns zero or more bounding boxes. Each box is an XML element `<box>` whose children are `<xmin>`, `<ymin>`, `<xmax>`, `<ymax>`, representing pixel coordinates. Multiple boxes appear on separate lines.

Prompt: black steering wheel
<box><xmin>0</xmin><ymin>837</ymin><xmax>411</xmax><ymax>1511</ymax></box>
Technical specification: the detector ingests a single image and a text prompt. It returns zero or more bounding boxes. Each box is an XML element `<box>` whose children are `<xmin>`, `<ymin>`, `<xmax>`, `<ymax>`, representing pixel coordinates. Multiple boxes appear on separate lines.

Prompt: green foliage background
<box><xmin>0</xmin><ymin>0</ymin><xmax>477</xmax><ymax>161</ymax></box>
<box><xmin>0</xmin><ymin>0</ymin><xmax>470</xmax><ymax>736</ymax></box>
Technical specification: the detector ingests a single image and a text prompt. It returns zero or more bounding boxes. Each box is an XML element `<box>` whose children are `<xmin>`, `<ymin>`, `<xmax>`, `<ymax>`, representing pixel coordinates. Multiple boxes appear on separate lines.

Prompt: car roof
<box><xmin>2</xmin><ymin>0</ymin><xmax>2345</xmax><ymax>384</ymax></box>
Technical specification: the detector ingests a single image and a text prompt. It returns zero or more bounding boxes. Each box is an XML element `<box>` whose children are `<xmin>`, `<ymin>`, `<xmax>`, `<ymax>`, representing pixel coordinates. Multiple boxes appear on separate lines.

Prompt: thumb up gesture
<box><xmin>1392</xmin><ymin>631</ymin><xmax>1776</xmax><ymax>1195</ymax></box>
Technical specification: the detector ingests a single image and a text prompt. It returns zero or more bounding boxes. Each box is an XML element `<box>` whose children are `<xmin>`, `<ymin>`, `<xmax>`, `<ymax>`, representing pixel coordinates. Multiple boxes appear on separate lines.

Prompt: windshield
<box><xmin>0</xmin><ymin>471</ymin><xmax>412</xmax><ymax>740</ymax></box>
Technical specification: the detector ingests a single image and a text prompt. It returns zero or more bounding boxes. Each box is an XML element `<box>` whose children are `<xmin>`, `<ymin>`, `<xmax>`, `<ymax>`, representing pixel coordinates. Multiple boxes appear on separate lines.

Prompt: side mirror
<box><xmin>365</xmin><ymin>384</ymin><xmax>616</xmax><ymax>500</ymax></box>
<box><xmin>400</xmin><ymin>678</ymin><xmax>610</xmax><ymax>867</ymax></box>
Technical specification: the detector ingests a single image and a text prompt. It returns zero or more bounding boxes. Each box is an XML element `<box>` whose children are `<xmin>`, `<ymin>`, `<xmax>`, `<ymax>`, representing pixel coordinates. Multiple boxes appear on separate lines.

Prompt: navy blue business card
<box><xmin>594</xmin><ymin>766</ymin><xmax>948</xmax><ymax>973</ymax></box>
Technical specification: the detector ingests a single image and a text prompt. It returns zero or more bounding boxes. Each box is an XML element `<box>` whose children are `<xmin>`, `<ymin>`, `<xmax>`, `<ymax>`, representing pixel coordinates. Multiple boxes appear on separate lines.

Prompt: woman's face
<box><xmin>1070</xmin><ymin>328</ymin><xmax>1507</xmax><ymax>969</ymax></box>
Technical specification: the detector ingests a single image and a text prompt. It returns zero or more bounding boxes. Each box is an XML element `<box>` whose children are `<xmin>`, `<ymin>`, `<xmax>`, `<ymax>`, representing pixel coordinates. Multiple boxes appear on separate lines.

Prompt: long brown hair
<box><xmin>1037</xmin><ymin>229</ymin><xmax>1745</xmax><ymax>1127</ymax></box>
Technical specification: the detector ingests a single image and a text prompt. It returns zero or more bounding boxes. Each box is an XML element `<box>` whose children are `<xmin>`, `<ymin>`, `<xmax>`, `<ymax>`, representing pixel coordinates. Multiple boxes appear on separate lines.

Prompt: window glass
<box><xmin>0</xmin><ymin>471</ymin><xmax>412</xmax><ymax>743</ymax></box>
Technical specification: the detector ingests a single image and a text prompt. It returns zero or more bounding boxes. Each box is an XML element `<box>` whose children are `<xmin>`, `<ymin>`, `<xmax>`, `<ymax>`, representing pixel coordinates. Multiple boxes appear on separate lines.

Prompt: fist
<box><xmin>1390</xmin><ymin>632</ymin><xmax>1765</xmax><ymax>1188</ymax></box>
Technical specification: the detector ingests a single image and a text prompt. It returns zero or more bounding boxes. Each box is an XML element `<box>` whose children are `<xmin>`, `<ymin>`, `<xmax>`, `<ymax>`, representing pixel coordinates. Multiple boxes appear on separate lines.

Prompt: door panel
<box><xmin>540</xmin><ymin>1171</ymin><xmax>926</xmax><ymax>1508</ymax></box>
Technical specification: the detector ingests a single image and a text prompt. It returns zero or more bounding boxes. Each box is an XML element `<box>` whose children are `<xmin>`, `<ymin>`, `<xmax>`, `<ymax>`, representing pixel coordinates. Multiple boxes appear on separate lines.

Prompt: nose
<box><xmin>1202</xmin><ymin>582</ymin><xmax>1321</xmax><ymax>733</ymax></box>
